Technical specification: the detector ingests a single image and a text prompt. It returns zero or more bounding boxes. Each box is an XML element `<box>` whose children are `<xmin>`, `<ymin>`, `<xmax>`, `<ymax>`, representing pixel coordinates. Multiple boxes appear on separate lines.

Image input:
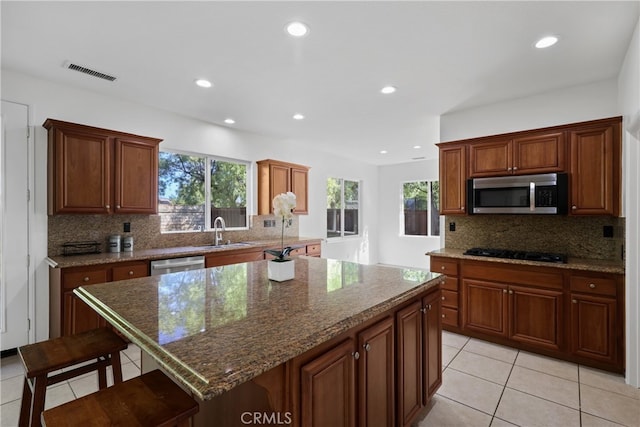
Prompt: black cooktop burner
<box><xmin>463</xmin><ymin>247</ymin><xmax>567</xmax><ymax>264</ymax></box>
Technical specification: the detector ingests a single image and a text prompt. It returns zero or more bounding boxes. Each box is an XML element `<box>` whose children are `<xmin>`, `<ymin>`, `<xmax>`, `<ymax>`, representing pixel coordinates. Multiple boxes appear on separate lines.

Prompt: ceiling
<box><xmin>2</xmin><ymin>1</ymin><xmax>639</xmax><ymax>165</ymax></box>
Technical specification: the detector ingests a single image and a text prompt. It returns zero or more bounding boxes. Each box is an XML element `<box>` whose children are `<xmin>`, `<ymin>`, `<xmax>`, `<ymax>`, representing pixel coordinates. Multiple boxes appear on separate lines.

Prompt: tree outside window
<box><xmin>158</xmin><ymin>151</ymin><xmax>248</xmax><ymax>232</ymax></box>
<box><xmin>403</xmin><ymin>181</ymin><xmax>440</xmax><ymax>237</ymax></box>
<box><xmin>327</xmin><ymin>178</ymin><xmax>360</xmax><ymax>238</ymax></box>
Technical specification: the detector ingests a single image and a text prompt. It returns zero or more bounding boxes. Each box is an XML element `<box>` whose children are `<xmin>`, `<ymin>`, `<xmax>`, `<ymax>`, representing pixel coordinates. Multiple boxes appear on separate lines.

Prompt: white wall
<box><xmin>1</xmin><ymin>69</ymin><xmax>380</xmax><ymax>339</ymax></box>
<box><xmin>377</xmin><ymin>159</ymin><xmax>441</xmax><ymax>269</ymax></box>
<box><xmin>440</xmin><ymin>79</ymin><xmax>619</xmax><ymax>142</ymax></box>
<box><xmin>618</xmin><ymin>16</ymin><xmax>640</xmax><ymax>388</ymax></box>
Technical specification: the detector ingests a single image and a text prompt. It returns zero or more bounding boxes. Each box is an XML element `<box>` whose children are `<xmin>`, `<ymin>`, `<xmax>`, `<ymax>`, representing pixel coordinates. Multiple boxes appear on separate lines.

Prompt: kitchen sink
<box><xmin>196</xmin><ymin>242</ymin><xmax>254</xmax><ymax>249</ymax></box>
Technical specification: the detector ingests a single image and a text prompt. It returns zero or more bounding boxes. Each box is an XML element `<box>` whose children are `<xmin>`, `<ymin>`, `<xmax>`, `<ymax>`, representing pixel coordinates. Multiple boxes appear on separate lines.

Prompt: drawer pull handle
<box><xmin>509</xmin><ymin>290</ymin><xmax>513</xmax><ymax>295</ymax></box>
<box><xmin>83</xmin><ymin>277</ymin><xmax>89</xmax><ymax>282</ymax></box>
<box><xmin>128</xmin><ymin>271</ymin><xmax>134</xmax><ymax>275</ymax></box>
<box><xmin>363</xmin><ymin>343</ymin><xmax>371</xmax><ymax>352</ymax></box>
<box><xmin>572</xmin><ymin>299</ymin><xmax>577</xmax><ymax>304</ymax></box>
<box><xmin>352</xmin><ymin>351</ymin><xmax>360</xmax><ymax>360</ymax></box>
<box><xmin>442</xmin><ymin>314</ymin><xmax>445</xmax><ymax>318</ymax></box>
<box><xmin>441</xmin><ymin>296</ymin><xmax>445</xmax><ymax>300</ymax></box>
<box><xmin>441</xmin><ymin>266</ymin><xmax>446</xmax><ymax>270</ymax></box>
<box><xmin>503</xmin><ymin>289</ymin><xmax>507</xmax><ymax>293</ymax></box>
<box><xmin>589</xmin><ymin>283</ymin><xmax>596</xmax><ymax>289</ymax></box>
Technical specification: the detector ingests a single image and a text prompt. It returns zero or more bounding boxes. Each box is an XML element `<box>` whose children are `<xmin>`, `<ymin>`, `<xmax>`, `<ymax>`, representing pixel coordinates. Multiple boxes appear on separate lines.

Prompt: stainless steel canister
<box><xmin>122</xmin><ymin>236</ymin><xmax>133</xmax><ymax>252</ymax></box>
<box><xmin>109</xmin><ymin>235</ymin><xmax>121</xmax><ymax>253</ymax></box>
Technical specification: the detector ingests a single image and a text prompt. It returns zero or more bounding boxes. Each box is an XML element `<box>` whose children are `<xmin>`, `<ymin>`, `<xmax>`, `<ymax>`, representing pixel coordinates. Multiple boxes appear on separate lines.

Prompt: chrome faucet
<box><xmin>213</xmin><ymin>216</ymin><xmax>226</xmax><ymax>246</ymax></box>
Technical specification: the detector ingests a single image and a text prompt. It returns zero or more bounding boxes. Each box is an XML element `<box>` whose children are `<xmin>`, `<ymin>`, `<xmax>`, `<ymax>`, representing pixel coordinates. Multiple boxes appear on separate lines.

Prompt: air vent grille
<box><xmin>411</xmin><ymin>156</ymin><xmax>426</xmax><ymax>160</ymax></box>
<box><xmin>64</xmin><ymin>62</ymin><xmax>117</xmax><ymax>82</ymax></box>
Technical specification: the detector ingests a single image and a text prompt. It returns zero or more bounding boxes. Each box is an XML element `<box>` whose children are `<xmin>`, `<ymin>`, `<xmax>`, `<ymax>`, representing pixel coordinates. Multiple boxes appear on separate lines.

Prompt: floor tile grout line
<box><xmin>432</xmin><ymin>391</ymin><xmax>501</xmax><ymax>420</ymax></box>
<box><xmin>489</xmin><ymin>349</ymin><xmax>519</xmax><ymax>426</ymax></box>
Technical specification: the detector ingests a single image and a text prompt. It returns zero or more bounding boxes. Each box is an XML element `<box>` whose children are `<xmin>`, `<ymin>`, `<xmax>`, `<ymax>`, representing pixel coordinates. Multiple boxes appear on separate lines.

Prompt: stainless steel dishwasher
<box><xmin>150</xmin><ymin>255</ymin><xmax>205</xmax><ymax>275</ymax></box>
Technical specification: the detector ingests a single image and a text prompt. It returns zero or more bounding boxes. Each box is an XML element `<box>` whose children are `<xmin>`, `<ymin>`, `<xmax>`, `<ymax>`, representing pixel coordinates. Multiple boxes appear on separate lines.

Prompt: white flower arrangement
<box><xmin>265</xmin><ymin>192</ymin><xmax>297</xmax><ymax>262</ymax></box>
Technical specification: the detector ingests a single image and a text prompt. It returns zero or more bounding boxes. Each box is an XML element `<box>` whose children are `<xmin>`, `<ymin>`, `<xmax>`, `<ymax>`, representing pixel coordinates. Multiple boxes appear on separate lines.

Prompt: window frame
<box><xmin>401</xmin><ymin>179</ymin><xmax>440</xmax><ymax>238</ymax></box>
<box><xmin>326</xmin><ymin>177</ymin><xmax>361</xmax><ymax>240</ymax></box>
<box><xmin>158</xmin><ymin>148</ymin><xmax>252</xmax><ymax>234</ymax></box>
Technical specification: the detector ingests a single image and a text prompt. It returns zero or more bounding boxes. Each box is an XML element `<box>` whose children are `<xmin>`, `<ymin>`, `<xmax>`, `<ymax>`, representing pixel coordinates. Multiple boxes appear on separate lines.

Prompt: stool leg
<box><xmin>29</xmin><ymin>375</ymin><xmax>47</xmax><ymax>427</ymax></box>
<box><xmin>18</xmin><ymin>377</ymin><xmax>32</xmax><ymax>427</ymax></box>
<box><xmin>110</xmin><ymin>351</ymin><xmax>123</xmax><ymax>385</ymax></box>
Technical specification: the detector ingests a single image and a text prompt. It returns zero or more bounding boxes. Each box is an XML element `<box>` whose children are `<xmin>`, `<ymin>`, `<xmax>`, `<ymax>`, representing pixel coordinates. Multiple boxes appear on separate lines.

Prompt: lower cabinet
<box><xmin>205</xmin><ymin>249</ymin><xmax>264</xmax><ymax>267</ymax></box>
<box><xmin>294</xmin><ymin>286</ymin><xmax>441</xmax><ymax>427</ymax></box>
<box><xmin>570</xmin><ymin>293</ymin><xmax>617</xmax><ymax>364</ymax></box>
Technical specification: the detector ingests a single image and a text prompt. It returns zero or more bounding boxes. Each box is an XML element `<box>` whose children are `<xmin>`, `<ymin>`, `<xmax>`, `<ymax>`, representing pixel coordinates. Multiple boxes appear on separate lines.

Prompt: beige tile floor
<box><xmin>1</xmin><ymin>333</ymin><xmax>638</xmax><ymax>426</ymax></box>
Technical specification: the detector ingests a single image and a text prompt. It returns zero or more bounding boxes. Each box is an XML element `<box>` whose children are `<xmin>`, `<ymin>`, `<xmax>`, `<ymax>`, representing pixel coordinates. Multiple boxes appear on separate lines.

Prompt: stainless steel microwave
<box><xmin>467</xmin><ymin>173</ymin><xmax>568</xmax><ymax>214</ymax></box>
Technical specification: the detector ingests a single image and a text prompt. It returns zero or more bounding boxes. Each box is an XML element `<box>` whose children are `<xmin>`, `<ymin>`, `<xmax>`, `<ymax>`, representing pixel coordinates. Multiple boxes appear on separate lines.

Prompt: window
<box><xmin>158</xmin><ymin>150</ymin><xmax>249</xmax><ymax>232</ymax></box>
<box><xmin>403</xmin><ymin>181</ymin><xmax>440</xmax><ymax>237</ymax></box>
<box><xmin>327</xmin><ymin>177</ymin><xmax>360</xmax><ymax>238</ymax></box>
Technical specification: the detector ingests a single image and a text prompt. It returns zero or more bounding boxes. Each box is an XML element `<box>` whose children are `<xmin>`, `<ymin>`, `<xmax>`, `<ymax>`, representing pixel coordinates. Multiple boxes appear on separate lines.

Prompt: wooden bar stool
<box><xmin>18</xmin><ymin>327</ymin><xmax>128</xmax><ymax>427</ymax></box>
<box><xmin>41</xmin><ymin>369</ymin><xmax>200</xmax><ymax>427</ymax></box>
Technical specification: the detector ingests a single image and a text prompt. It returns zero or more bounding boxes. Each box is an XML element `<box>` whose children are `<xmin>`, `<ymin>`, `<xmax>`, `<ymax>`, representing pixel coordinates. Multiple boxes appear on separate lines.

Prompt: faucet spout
<box><xmin>213</xmin><ymin>216</ymin><xmax>226</xmax><ymax>246</ymax></box>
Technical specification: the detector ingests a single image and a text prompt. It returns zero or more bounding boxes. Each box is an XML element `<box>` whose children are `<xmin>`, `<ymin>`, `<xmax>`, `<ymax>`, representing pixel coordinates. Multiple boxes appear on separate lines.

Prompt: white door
<box><xmin>1</xmin><ymin>100</ymin><xmax>30</xmax><ymax>350</ymax></box>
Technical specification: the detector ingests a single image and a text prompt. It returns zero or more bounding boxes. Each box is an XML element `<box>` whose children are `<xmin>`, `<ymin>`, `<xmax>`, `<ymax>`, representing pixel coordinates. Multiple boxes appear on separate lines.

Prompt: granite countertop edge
<box><xmin>427</xmin><ymin>248</ymin><xmax>625</xmax><ymax>275</ymax></box>
<box><xmin>47</xmin><ymin>237</ymin><xmax>323</xmax><ymax>268</ymax></box>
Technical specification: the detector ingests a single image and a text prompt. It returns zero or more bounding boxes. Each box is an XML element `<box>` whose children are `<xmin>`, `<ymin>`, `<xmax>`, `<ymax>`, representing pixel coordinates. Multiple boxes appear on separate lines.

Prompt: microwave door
<box><xmin>472</xmin><ymin>185</ymin><xmax>531</xmax><ymax>213</ymax></box>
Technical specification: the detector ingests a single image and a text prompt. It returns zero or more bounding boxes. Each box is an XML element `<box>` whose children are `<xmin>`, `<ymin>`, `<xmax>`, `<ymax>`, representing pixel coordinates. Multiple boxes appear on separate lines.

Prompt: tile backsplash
<box><xmin>48</xmin><ymin>214</ymin><xmax>299</xmax><ymax>256</ymax></box>
<box><xmin>445</xmin><ymin>215</ymin><xmax>625</xmax><ymax>261</ymax></box>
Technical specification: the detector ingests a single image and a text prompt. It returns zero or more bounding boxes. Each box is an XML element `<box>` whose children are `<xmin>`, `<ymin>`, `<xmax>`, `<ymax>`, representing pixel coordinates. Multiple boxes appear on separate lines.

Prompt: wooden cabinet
<box><xmin>357</xmin><ymin>317</ymin><xmax>395</xmax><ymax>427</ymax></box>
<box><xmin>462</xmin><ymin>261</ymin><xmax>564</xmax><ymax>351</ymax></box>
<box><xmin>430</xmin><ymin>257</ymin><xmax>459</xmax><ymax>329</ymax></box>
<box><xmin>569</xmin><ymin>273</ymin><xmax>621</xmax><ymax>365</ymax></box>
<box><xmin>569</xmin><ymin>119</ymin><xmax>621</xmax><ymax>216</ymax></box>
<box><xmin>468</xmin><ymin>131</ymin><xmax>565</xmax><ymax>177</ymax></box>
<box><xmin>44</xmin><ymin>119</ymin><xmax>162</xmax><ymax>215</ymax></box>
<box><xmin>52</xmin><ymin>261</ymin><xmax>149</xmax><ymax>337</ymax></box>
<box><xmin>263</xmin><ymin>242</ymin><xmax>322</xmax><ymax>259</ymax></box>
<box><xmin>205</xmin><ymin>249</ymin><xmax>264</xmax><ymax>268</ymax></box>
<box><xmin>396</xmin><ymin>292</ymin><xmax>442</xmax><ymax>427</ymax></box>
<box><xmin>438</xmin><ymin>144</ymin><xmax>467</xmax><ymax>215</ymax></box>
<box><xmin>301</xmin><ymin>339</ymin><xmax>357</xmax><ymax>427</ymax></box>
<box><xmin>257</xmin><ymin>159</ymin><xmax>310</xmax><ymax>215</ymax></box>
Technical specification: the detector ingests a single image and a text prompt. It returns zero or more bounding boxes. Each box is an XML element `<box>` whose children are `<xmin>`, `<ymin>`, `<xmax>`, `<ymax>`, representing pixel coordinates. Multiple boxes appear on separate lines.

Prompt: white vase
<box><xmin>268</xmin><ymin>259</ymin><xmax>295</xmax><ymax>282</ymax></box>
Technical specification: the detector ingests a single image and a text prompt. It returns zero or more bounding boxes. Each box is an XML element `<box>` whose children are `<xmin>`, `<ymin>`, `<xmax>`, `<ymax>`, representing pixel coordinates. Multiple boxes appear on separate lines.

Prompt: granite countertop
<box><xmin>428</xmin><ymin>248</ymin><xmax>625</xmax><ymax>274</ymax></box>
<box><xmin>47</xmin><ymin>237</ymin><xmax>322</xmax><ymax>268</ymax></box>
<box><xmin>74</xmin><ymin>257</ymin><xmax>443</xmax><ymax>400</ymax></box>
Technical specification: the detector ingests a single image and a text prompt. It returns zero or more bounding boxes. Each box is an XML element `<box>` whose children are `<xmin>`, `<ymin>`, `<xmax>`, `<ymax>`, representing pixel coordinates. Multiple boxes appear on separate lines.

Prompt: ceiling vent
<box><xmin>63</xmin><ymin>61</ymin><xmax>117</xmax><ymax>82</ymax></box>
<box><xmin>411</xmin><ymin>156</ymin><xmax>426</xmax><ymax>160</ymax></box>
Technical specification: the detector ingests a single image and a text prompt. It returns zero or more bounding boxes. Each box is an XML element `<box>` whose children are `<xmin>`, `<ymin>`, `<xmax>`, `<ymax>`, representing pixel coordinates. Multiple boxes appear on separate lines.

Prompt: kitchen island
<box><xmin>75</xmin><ymin>256</ymin><xmax>444</xmax><ymax>427</ymax></box>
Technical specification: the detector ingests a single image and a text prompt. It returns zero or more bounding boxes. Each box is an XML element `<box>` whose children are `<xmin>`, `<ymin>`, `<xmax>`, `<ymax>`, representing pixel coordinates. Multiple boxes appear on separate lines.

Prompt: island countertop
<box><xmin>75</xmin><ymin>257</ymin><xmax>443</xmax><ymax>401</ymax></box>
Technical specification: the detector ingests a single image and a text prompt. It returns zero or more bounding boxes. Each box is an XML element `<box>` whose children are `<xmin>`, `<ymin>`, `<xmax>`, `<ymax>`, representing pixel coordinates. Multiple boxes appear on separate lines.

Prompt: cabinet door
<box><xmin>569</xmin><ymin>125</ymin><xmax>616</xmax><ymax>215</ymax></box>
<box><xmin>396</xmin><ymin>301</ymin><xmax>423</xmax><ymax>427</ymax></box>
<box><xmin>358</xmin><ymin>317</ymin><xmax>394</xmax><ymax>427</ymax></box>
<box><xmin>423</xmin><ymin>291</ymin><xmax>442</xmax><ymax>401</ymax></box>
<box><xmin>571</xmin><ymin>293</ymin><xmax>617</xmax><ymax>364</ymax></box>
<box><xmin>512</xmin><ymin>131</ymin><xmax>566</xmax><ymax>175</ymax></box>
<box><xmin>439</xmin><ymin>145</ymin><xmax>467</xmax><ymax>215</ymax></box>
<box><xmin>291</xmin><ymin>167</ymin><xmax>309</xmax><ymax>214</ymax></box>
<box><xmin>270</xmin><ymin>164</ymin><xmax>291</xmax><ymax>201</ymax></box>
<box><xmin>509</xmin><ymin>286</ymin><xmax>562</xmax><ymax>351</ymax></box>
<box><xmin>114</xmin><ymin>138</ymin><xmax>159</xmax><ymax>214</ymax></box>
<box><xmin>206</xmin><ymin>250</ymin><xmax>264</xmax><ymax>267</ymax></box>
<box><xmin>463</xmin><ymin>279</ymin><xmax>508</xmax><ymax>337</ymax></box>
<box><xmin>51</xmin><ymin>127</ymin><xmax>111</xmax><ymax>214</ymax></box>
<box><xmin>301</xmin><ymin>339</ymin><xmax>356</xmax><ymax>427</ymax></box>
<box><xmin>469</xmin><ymin>139</ymin><xmax>511</xmax><ymax>177</ymax></box>
<box><xmin>63</xmin><ymin>291</ymin><xmax>106</xmax><ymax>336</ymax></box>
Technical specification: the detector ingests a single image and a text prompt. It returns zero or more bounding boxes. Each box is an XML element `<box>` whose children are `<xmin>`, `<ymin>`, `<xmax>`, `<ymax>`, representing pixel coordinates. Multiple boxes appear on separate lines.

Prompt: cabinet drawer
<box><xmin>441</xmin><ymin>290</ymin><xmax>458</xmax><ymax>309</ymax></box>
<box><xmin>442</xmin><ymin>307</ymin><xmax>459</xmax><ymax>328</ymax></box>
<box><xmin>306</xmin><ymin>244</ymin><xmax>321</xmax><ymax>256</ymax></box>
<box><xmin>62</xmin><ymin>268</ymin><xmax>109</xmax><ymax>290</ymax></box>
<box><xmin>441</xmin><ymin>277</ymin><xmax>459</xmax><ymax>291</ymax></box>
<box><xmin>290</xmin><ymin>247</ymin><xmax>306</xmax><ymax>256</ymax></box>
<box><xmin>430</xmin><ymin>257</ymin><xmax>458</xmax><ymax>276</ymax></box>
<box><xmin>570</xmin><ymin>276</ymin><xmax>616</xmax><ymax>297</ymax></box>
<box><xmin>112</xmin><ymin>263</ymin><xmax>148</xmax><ymax>281</ymax></box>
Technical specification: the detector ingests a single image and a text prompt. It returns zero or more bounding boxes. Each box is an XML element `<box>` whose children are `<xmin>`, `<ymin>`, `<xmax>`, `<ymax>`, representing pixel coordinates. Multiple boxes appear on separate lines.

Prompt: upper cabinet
<box><xmin>568</xmin><ymin>119</ymin><xmax>621</xmax><ymax>216</ymax></box>
<box><xmin>437</xmin><ymin>116</ymin><xmax>622</xmax><ymax>217</ymax></box>
<box><xmin>257</xmin><ymin>159</ymin><xmax>310</xmax><ymax>215</ymax></box>
<box><xmin>469</xmin><ymin>131</ymin><xmax>566</xmax><ymax>177</ymax></box>
<box><xmin>438</xmin><ymin>144</ymin><xmax>467</xmax><ymax>215</ymax></box>
<box><xmin>44</xmin><ymin>119</ymin><xmax>162</xmax><ymax>215</ymax></box>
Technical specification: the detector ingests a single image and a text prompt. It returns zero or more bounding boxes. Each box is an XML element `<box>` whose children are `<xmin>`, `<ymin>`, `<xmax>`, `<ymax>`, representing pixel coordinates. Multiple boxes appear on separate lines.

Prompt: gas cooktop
<box><xmin>463</xmin><ymin>247</ymin><xmax>567</xmax><ymax>264</ymax></box>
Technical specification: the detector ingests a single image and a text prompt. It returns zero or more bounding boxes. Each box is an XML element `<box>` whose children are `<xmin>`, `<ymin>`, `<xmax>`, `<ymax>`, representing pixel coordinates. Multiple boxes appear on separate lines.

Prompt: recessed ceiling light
<box><xmin>195</xmin><ymin>79</ymin><xmax>212</xmax><ymax>88</ymax></box>
<box><xmin>224</xmin><ymin>118</ymin><xmax>235</xmax><ymax>125</ymax></box>
<box><xmin>381</xmin><ymin>86</ymin><xmax>397</xmax><ymax>94</ymax></box>
<box><xmin>535</xmin><ymin>36</ymin><xmax>558</xmax><ymax>49</ymax></box>
<box><xmin>286</xmin><ymin>22</ymin><xmax>309</xmax><ymax>37</ymax></box>
<box><xmin>413</xmin><ymin>145</ymin><xmax>421</xmax><ymax>149</ymax></box>
<box><xmin>293</xmin><ymin>113</ymin><xmax>305</xmax><ymax>120</ymax></box>
<box><xmin>380</xmin><ymin>150</ymin><xmax>388</xmax><ymax>154</ymax></box>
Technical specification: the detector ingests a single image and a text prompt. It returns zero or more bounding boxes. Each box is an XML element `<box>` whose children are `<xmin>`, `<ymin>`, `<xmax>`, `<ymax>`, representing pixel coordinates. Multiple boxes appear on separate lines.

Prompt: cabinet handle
<box><xmin>513</xmin><ymin>167</ymin><xmax>518</xmax><ymax>171</ymax></box>
<box><xmin>461</xmin><ymin>206</ymin><xmax>465</xmax><ymax>211</ymax></box>
<box><xmin>441</xmin><ymin>266</ymin><xmax>446</xmax><ymax>270</ymax></box>
<box><xmin>572</xmin><ymin>299</ymin><xmax>577</xmax><ymax>304</ymax></box>
<box><xmin>508</xmin><ymin>290</ymin><xmax>513</xmax><ymax>294</ymax></box>
<box><xmin>441</xmin><ymin>296</ymin><xmax>445</xmax><ymax>301</ymax></box>
<box><xmin>427</xmin><ymin>304</ymin><xmax>432</xmax><ymax>310</ymax></box>
<box><xmin>589</xmin><ymin>283</ymin><xmax>596</xmax><ymax>289</ymax></box>
<box><xmin>503</xmin><ymin>289</ymin><xmax>507</xmax><ymax>293</ymax></box>
<box><xmin>572</xmin><ymin>205</ymin><xmax>577</xmax><ymax>210</ymax></box>
<box><xmin>420</xmin><ymin>307</ymin><xmax>427</xmax><ymax>313</ymax></box>
<box><xmin>507</xmin><ymin>167</ymin><xmax>512</xmax><ymax>171</ymax></box>
<box><xmin>128</xmin><ymin>270</ymin><xmax>134</xmax><ymax>276</ymax></box>
<box><xmin>116</xmin><ymin>205</ymin><xmax>121</xmax><ymax>209</ymax></box>
<box><xmin>352</xmin><ymin>351</ymin><xmax>360</xmax><ymax>360</ymax></box>
<box><xmin>442</xmin><ymin>314</ymin><xmax>445</xmax><ymax>318</ymax></box>
<box><xmin>363</xmin><ymin>343</ymin><xmax>371</xmax><ymax>352</ymax></box>
<box><xmin>83</xmin><ymin>276</ymin><xmax>89</xmax><ymax>282</ymax></box>
<box><xmin>105</xmin><ymin>205</ymin><xmax>110</xmax><ymax>209</ymax></box>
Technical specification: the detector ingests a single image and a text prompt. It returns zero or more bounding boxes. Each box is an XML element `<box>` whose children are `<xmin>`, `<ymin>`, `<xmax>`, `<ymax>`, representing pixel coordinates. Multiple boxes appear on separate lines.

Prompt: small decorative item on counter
<box><xmin>122</xmin><ymin>236</ymin><xmax>133</xmax><ymax>252</ymax></box>
<box><xmin>62</xmin><ymin>241</ymin><xmax>101</xmax><ymax>256</ymax></box>
<box><xmin>265</xmin><ymin>192</ymin><xmax>296</xmax><ymax>281</ymax></box>
<box><xmin>109</xmin><ymin>235</ymin><xmax>121</xmax><ymax>253</ymax></box>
